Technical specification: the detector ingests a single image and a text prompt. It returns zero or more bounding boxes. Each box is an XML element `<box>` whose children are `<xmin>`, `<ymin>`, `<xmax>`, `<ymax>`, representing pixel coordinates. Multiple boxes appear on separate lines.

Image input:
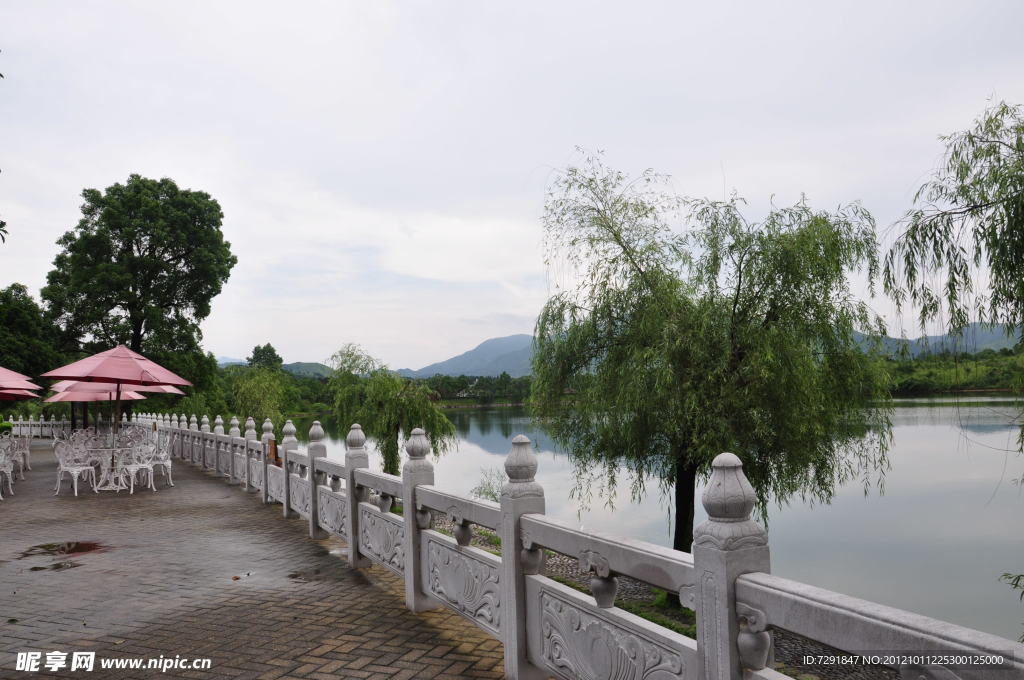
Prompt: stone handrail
<box><xmin>519</xmin><ymin>512</ymin><xmax>694</xmax><ymax>597</ymax></box>
<box><xmin>417</xmin><ymin>485</ymin><xmax>502</xmax><ymax>532</ymax></box>
<box><xmin>129</xmin><ymin>412</ymin><xmax>1024</xmax><ymax>680</ymax></box>
<box><xmin>6</xmin><ymin>416</ymin><xmax>72</xmax><ymax>438</ymax></box>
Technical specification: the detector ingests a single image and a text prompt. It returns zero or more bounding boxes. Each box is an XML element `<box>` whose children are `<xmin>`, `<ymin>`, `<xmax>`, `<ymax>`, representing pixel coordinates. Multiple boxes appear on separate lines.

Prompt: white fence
<box><xmin>6</xmin><ymin>415</ymin><xmax>70</xmax><ymax>438</ymax></box>
<box><xmin>127</xmin><ymin>412</ymin><xmax>1021</xmax><ymax>680</ymax></box>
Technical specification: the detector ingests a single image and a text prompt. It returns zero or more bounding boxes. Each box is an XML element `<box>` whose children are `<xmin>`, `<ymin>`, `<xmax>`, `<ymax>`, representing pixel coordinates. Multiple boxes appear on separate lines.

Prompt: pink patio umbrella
<box><xmin>0</xmin><ymin>366</ymin><xmax>43</xmax><ymax>391</ymax></box>
<box><xmin>44</xmin><ymin>390</ymin><xmax>147</xmax><ymax>403</ymax></box>
<box><xmin>0</xmin><ymin>366</ymin><xmax>32</xmax><ymax>382</ymax></box>
<box><xmin>51</xmin><ymin>380</ymin><xmax>185</xmax><ymax>395</ymax></box>
<box><xmin>41</xmin><ymin>345</ymin><xmax>190</xmax><ymax>430</ymax></box>
<box><xmin>0</xmin><ymin>389</ymin><xmax>40</xmax><ymax>401</ymax></box>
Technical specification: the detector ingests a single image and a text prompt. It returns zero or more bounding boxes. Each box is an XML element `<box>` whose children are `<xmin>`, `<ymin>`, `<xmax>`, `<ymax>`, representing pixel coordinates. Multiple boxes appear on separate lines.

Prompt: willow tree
<box><xmin>330</xmin><ymin>344</ymin><xmax>456</xmax><ymax>475</ymax></box>
<box><xmin>884</xmin><ymin>101</ymin><xmax>1024</xmax><ymax>335</ymax></box>
<box><xmin>531</xmin><ymin>153</ymin><xmax>892</xmax><ymax>553</ymax></box>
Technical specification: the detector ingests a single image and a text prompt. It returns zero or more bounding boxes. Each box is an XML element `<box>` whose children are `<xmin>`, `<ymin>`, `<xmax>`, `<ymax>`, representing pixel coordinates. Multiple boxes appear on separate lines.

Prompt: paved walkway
<box><xmin>0</xmin><ymin>444</ymin><xmax>505</xmax><ymax>679</ymax></box>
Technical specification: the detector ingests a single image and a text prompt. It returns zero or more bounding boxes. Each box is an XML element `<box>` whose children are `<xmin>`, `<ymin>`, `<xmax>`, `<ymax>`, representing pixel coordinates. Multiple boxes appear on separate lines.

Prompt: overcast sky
<box><xmin>2</xmin><ymin>1</ymin><xmax>1023</xmax><ymax>368</ymax></box>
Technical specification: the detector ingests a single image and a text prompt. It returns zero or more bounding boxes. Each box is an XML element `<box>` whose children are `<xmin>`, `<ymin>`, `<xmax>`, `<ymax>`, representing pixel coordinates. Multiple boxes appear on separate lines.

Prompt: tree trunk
<box><xmin>664</xmin><ymin>456</ymin><xmax>698</xmax><ymax>608</ymax></box>
<box><xmin>673</xmin><ymin>458</ymin><xmax>698</xmax><ymax>553</ymax></box>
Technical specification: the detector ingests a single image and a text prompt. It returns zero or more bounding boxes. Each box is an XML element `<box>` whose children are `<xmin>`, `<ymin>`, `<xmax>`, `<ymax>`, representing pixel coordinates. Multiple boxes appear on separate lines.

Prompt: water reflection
<box><xmin>290</xmin><ymin>400</ymin><xmax>1024</xmax><ymax>640</ymax></box>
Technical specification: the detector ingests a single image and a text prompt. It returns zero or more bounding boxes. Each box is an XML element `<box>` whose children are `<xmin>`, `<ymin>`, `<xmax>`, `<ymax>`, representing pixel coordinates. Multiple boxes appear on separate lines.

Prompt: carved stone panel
<box><xmin>249</xmin><ymin>459</ymin><xmax>263</xmax><ymax>488</ymax></box>
<box><xmin>266</xmin><ymin>465</ymin><xmax>285</xmax><ymax>503</ymax></box>
<box><xmin>539</xmin><ymin>588</ymin><xmax>685</xmax><ymax>680</ymax></box>
<box><xmin>233</xmin><ymin>453</ymin><xmax>246</xmax><ymax>480</ymax></box>
<box><xmin>359</xmin><ymin>505</ymin><xmax>404</xmax><ymax>576</ymax></box>
<box><xmin>318</xmin><ymin>488</ymin><xmax>348</xmax><ymax>538</ymax></box>
<box><xmin>218</xmin><ymin>448</ymin><xmax>230</xmax><ymax>474</ymax></box>
<box><xmin>290</xmin><ymin>475</ymin><xmax>311</xmax><ymax>518</ymax></box>
<box><xmin>424</xmin><ymin>535</ymin><xmax>501</xmax><ymax>638</ymax></box>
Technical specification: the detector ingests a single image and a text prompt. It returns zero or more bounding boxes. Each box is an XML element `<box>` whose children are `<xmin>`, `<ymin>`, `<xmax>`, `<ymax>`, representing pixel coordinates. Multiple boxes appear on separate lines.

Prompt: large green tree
<box><xmin>330</xmin><ymin>344</ymin><xmax>456</xmax><ymax>475</ymax></box>
<box><xmin>884</xmin><ymin>101</ymin><xmax>1024</xmax><ymax>334</ymax></box>
<box><xmin>42</xmin><ymin>175</ymin><xmax>236</xmax><ymax>355</ymax></box>
<box><xmin>531</xmin><ymin>154</ymin><xmax>892</xmax><ymax>553</ymax></box>
<box><xmin>0</xmin><ymin>284</ymin><xmax>63</xmax><ymax>378</ymax></box>
<box><xmin>247</xmin><ymin>343</ymin><xmax>283</xmax><ymax>370</ymax></box>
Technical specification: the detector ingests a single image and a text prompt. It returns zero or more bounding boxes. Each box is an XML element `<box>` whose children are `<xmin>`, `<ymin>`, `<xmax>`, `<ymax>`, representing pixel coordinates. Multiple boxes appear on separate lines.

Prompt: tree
<box><xmin>234</xmin><ymin>368</ymin><xmax>285</xmax><ymax>424</ymax></box>
<box><xmin>42</xmin><ymin>175</ymin><xmax>237</xmax><ymax>354</ymax></box>
<box><xmin>884</xmin><ymin>101</ymin><xmax>1024</xmax><ymax>334</ymax></box>
<box><xmin>0</xmin><ymin>284</ymin><xmax>64</xmax><ymax>378</ymax></box>
<box><xmin>531</xmin><ymin>153</ymin><xmax>892</xmax><ymax>554</ymax></box>
<box><xmin>329</xmin><ymin>345</ymin><xmax>456</xmax><ymax>475</ymax></box>
<box><xmin>247</xmin><ymin>343</ymin><xmax>283</xmax><ymax>370</ymax></box>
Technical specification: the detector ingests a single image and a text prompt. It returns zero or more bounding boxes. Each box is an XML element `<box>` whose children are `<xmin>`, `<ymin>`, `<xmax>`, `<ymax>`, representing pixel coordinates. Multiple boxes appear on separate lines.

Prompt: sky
<box><xmin>2</xmin><ymin>1</ymin><xmax>1023</xmax><ymax>369</ymax></box>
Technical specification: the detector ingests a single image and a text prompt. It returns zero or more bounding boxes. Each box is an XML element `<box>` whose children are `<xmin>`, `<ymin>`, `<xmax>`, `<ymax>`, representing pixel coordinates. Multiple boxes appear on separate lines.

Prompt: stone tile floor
<box><xmin>0</xmin><ymin>444</ymin><xmax>505</xmax><ymax>679</ymax></box>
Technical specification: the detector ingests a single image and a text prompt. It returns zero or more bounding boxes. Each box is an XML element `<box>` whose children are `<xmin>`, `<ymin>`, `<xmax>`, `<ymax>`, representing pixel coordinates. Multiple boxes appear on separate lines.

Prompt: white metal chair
<box><xmin>151</xmin><ymin>432</ymin><xmax>174</xmax><ymax>487</ymax></box>
<box><xmin>54</xmin><ymin>441</ymin><xmax>97</xmax><ymax>497</ymax></box>
<box><xmin>122</xmin><ymin>443</ymin><xmax>156</xmax><ymax>494</ymax></box>
<box><xmin>0</xmin><ymin>439</ymin><xmax>16</xmax><ymax>500</ymax></box>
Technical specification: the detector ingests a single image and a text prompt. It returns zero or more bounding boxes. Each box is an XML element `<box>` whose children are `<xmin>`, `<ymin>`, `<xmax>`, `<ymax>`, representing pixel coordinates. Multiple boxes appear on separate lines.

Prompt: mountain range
<box><xmin>396</xmin><ymin>334</ymin><xmax>533</xmax><ymax>378</ymax></box>
<box><xmin>216</xmin><ymin>323</ymin><xmax>1020</xmax><ymax>380</ymax></box>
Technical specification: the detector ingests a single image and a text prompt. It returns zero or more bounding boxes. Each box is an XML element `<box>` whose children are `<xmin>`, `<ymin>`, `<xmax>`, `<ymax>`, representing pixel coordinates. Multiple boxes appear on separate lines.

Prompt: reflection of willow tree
<box><xmin>531</xmin><ymin>152</ymin><xmax>893</xmax><ymax>554</ymax></box>
<box><xmin>884</xmin><ymin>101</ymin><xmax>1024</xmax><ymax>636</ymax></box>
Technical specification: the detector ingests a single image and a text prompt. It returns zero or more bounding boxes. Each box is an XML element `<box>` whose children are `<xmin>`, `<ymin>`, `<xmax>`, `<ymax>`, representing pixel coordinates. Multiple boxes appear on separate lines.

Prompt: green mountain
<box><xmin>396</xmin><ymin>334</ymin><xmax>533</xmax><ymax>378</ymax></box>
<box><xmin>860</xmin><ymin>323</ymin><xmax>1020</xmax><ymax>357</ymax></box>
<box><xmin>282</xmin><ymin>362</ymin><xmax>333</xmax><ymax>378</ymax></box>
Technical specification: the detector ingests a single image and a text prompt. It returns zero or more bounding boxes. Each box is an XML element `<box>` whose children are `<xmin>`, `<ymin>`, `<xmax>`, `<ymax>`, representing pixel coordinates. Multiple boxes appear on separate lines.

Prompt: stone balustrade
<box><xmin>126</xmin><ymin>412</ymin><xmax>1023</xmax><ymax>680</ymax></box>
<box><xmin>7</xmin><ymin>415</ymin><xmax>72</xmax><ymax>438</ymax></box>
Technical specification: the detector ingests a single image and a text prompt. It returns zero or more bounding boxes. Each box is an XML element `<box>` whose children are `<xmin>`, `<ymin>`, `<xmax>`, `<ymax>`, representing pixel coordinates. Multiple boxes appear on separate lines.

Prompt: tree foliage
<box><xmin>42</xmin><ymin>175</ymin><xmax>237</xmax><ymax>354</ymax></box>
<box><xmin>531</xmin><ymin>153</ymin><xmax>892</xmax><ymax>551</ymax></box>
<box><xmin>247</xmin><ymin>343</ymin><xmax>283</xmax><ymax>370</ymax></box>
<box><xmin>330</xmin><ymin>345</ymin><xmax>456</xmax><ymax>475</ymax></box>
<box><xmin>234</xmin><ymin>368</ymin><xmax>285</xmax><ymax>424</ymax></box>
<box><xmin>0</xmin><ymin>284</ymin><xmax>64</xmax><ymax>378</ymax></box>
<box><xmin>884</xmin><ymin>101</ymin><xmax>1024</xmax><ymax>334</ymax></box>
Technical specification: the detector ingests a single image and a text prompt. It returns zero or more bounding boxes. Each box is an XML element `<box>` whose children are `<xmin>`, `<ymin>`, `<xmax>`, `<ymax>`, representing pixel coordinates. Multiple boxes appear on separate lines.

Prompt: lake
<box><xmin>290</xmin><ymin>397</ymin><xmax>1024</xmax><ymax>641</ymax></box>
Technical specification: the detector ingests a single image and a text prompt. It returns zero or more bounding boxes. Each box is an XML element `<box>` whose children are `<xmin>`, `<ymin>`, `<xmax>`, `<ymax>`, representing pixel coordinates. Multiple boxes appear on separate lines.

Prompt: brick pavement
<box><xmin>0</xmin><ymin>444</ymin><xmax>506</xmax><ymax>679</ymax></box>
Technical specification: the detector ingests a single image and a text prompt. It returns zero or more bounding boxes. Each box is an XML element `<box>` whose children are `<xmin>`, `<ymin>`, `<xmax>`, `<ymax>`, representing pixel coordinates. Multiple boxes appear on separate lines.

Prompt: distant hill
<box><xmin>216</xmin><ymin>356</ymin><xmax>246</xmax><ymax>367</ymax></box>
<box><xmin>282</xmin><ymin>362</ymin><xmax>333</xmax><ymax>378</ymax></box>
<box><xmin>397</xmin><ymin>334</ymin><xmax>533</xmax><ymax>378</ymax></box>
<box><xmin>859</xmin><ymin>322</ymin><xmax>1019</xmax><ymax>357</ymax></box>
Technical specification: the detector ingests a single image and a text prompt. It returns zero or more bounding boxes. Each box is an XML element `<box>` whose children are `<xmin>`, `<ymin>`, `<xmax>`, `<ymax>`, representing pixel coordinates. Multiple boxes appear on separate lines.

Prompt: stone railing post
<box><xmin>213</xmin><ymin>415</ymin><xmax>224</xmax><ymax>435</ymax></box>
<box><xmin>307</xmin><ymin>421</ymin><xmax>326</xmax><ymax>539</ymax></box>
<box><xmin>228</xmin><ymin>416</ymin><xmax>240</xmax><ymax>438</ymax></box>
<box><xmin>189</xmin><ymin>414</ymin><xmax>198</xmax><ymax>431</ymax></box>
<box><xmin>244</xmin><ymin>417</ymin><xmax>257</xmax><ymax>441</ymax></box>
<box><xmin>281</xmin><ymin>419</ymin><xmax>298</xmax><ymax>455</ymax></box>
<box><xmin>281</xmin><ymin>436</ymin><xmax>292</xmax><ymax>519</ymax></box>
<box><xmin>260</xmin><ymin>418</ymin><xmax>274</xmax><ymax>446</ymax></box>
<box><xmin>401</xmin><ymin>428</ymin><xmax>439</xmax><ymax>612</ymax></box>
<box><xmin>243</xmin><ymin>417</ymin><xmax>257</xmax><ymax>490</ymax></box>
<box><xmin>692</xmin><ymin>452</ymin><xmax>772</xmax><ymax>680</ymax></box>
<box><xmin>500</xmin><ymin>435</ymin><xmax>547</xmax><ymax>680</ymax></box>
<box><xmin>343</xmin><ymin>424</ymin><xmax>371</xmax><ymax>568</ymax></box>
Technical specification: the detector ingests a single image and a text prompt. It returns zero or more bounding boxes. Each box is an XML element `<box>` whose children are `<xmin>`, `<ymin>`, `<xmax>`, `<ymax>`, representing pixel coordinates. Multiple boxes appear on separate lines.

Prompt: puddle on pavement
<box><xmin>18</xmin><ymin>542</ymin><xmax>107</xmax><ymax>573</ymax></box>
<box><xmin>28</xmin><ymin>561</ymin><xmax>80</xmax><ymax>571</ymax></box>
<box><xmin>18</xmin><ymin>542</ymin><xmax>107</xmax><ymax>559</ymax></box>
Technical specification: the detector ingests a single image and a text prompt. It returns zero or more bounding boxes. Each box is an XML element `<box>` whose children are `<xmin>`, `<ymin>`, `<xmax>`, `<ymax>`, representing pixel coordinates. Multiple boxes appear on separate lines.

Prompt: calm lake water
<box><xmin>292</xmin><ymin>397</ymin><xmax>1024</xmax><ymax>640</ymax></box>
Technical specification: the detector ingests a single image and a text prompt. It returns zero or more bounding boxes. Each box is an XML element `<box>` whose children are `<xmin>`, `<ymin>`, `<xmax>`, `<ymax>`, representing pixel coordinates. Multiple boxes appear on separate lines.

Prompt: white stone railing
<box><xmin>6</xmin><ymin>415</ymin><xmax>71</xmax><ymax>438</ymax></box>
<box><xmin>131</xmin><ymin>412</ymin><xmax>1024</xmax><ymax>680</ymax></box>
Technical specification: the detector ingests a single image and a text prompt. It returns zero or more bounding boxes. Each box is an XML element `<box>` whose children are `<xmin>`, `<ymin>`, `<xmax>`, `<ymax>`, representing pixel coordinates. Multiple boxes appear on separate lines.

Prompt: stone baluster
<box><xmin>189</xmin><ymin>414</ymin><xmax>198</xmax><ymax>431</ymax></box>
<box><xmin>201</xmin><ymin>415</ymin><xmax>210</xmax><ymax>433</ymax></box>
<box><xmin>307</xmin><ymin>421</ymin><xmax>326</xmax><ymax>539</ymax></box>
<box><xmin>200</xmin><ymin>415</ymin><xmax>212</xmax><ymax>468</ymax></box>
<box><xmin>500</xmin><ymin>435</ymin><xmax>547</xmax><ymax>679</ymax></box>
<box><xmin>260</xmin><ymin>418</ymin><xmax>274</xmax><ymax>445</ymax></box>
<box><xmin>228</xmin><ymin>416</ymin><xmax>240</xmax><ymax>438</ymax></box>
<box><xmin>213</xmin><ymin>415</ymin><xmax>224</xmax><ymax>435</ymax></box>
<box><xmin>402</xmin><ymin>428</ymin><xmax>439</xmax><ymax>612</ymax></box>
<box><xmin>343</xmin><ymin>424</ymin><xmax>371</xmax><ymax>568</ymax></box>
<box><xmin>243</xmin><ymin>417</ymin><xmax>257</xmax><ymax>490</ymax></box>
<box><xmin>244</xmin><ymin>417</ymin><xmax>257</xmax><ymax>441</ymax></box>
<box><xmin>693</xmin><ymin>452</ymin><xmax>772</xmax><ymax>678</ymax></box>
<box><xmin>277</xmin><ymin>419</ymin><xmax>299</xmax><ymax>517</ymax></box>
